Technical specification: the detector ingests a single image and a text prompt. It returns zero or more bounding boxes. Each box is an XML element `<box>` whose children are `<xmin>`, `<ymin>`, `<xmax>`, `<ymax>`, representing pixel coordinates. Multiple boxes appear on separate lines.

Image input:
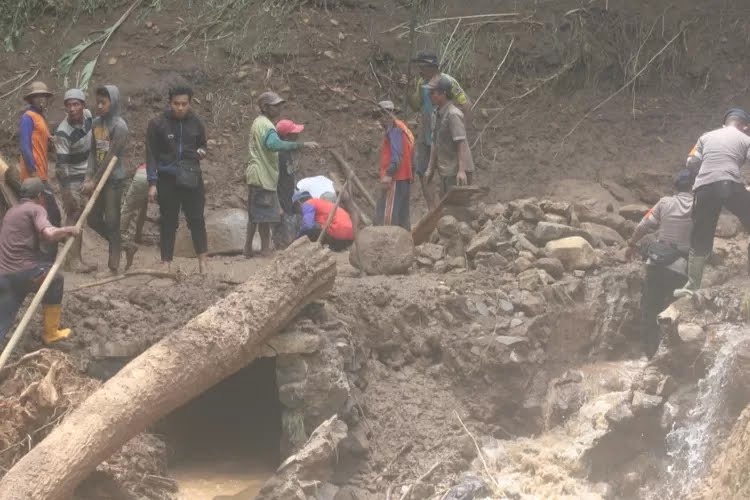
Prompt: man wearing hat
<box><xmin>54</xmin><ymin>88</ymin><xmax>96</xmax><ymax>273</ymax></box>
<box><xmin>674</xmin><ymin>108</ymin><xmax>750</xmax><ymax>298</ymax></box>
<box><xmin>18</xmin><ymin>81</ymin><xmax>62</xmax><ymax>259</ymax></box>
<box><xmin>425</xmin><ymin>76</ymin><xmax>475</xmax><ymax>195</ymax></box>
<box><xmin>375</xmin><ymin>100</ymin><xmax>414</xmax><ymax>230</ymax></box>
<box><xmin>627</xmin><ymin>169</ymin><xmax>695</xmax><ymax>358</ymax></box>
<box><xmin>0</xmin><ymin>178</ymin><xmax>80</xmax><ymax>344</ymax></box>
<box><xmin>244</xmin><ymin>91</ymin><xmax>318</xmax><ymax>258</ymax></box>
<box><xmin>407</xmin><ymin>52</ymin><xmax>470</xmax><ymax>208</ymax></box>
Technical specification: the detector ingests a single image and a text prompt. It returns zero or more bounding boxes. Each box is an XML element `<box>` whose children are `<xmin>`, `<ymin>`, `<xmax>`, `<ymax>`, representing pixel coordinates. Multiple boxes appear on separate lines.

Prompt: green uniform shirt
<box><xmin>246</xmin><ymin>115</ymin><xmax>278</xmax><ymax>190</ymax></box>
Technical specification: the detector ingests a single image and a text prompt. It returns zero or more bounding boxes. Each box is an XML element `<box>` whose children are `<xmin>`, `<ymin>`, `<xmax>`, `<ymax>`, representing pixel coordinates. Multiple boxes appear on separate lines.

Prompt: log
<box><xmin>331</xmin><ymin>150</ymin><xmax>377</xmax><ymax>209</ymax></box>
<box><xmin>0</xmin><ymin>239</ymin><xmax>337</xmax><ymax>499</ymax></box>
<box><xmin>411</xmin><ymin>185</ymin><xmax>488</xmax><ymax>246</ymax></box>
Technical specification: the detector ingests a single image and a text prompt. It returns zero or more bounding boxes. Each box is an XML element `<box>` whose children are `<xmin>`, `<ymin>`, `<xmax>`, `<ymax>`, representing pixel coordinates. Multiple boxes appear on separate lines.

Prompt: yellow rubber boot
<box><xmin>42</xmin><ymin>305</ymin><xmax>71</xmax><ymax>345</ymax></box>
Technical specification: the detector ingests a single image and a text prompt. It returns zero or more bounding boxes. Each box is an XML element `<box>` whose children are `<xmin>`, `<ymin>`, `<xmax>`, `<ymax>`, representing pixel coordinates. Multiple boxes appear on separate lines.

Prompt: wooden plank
<box><xmin>411</xmin><ymin>185</ymin><xmax>488</xmax><ymax>246</ymax></box>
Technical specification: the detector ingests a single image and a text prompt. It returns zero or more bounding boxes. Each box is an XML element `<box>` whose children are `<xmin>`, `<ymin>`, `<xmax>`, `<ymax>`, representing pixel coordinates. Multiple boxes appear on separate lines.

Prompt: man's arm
<box><xmin>264</xmin><ymin>129</ymin><xmax>303</xmax><ymax>152</ymax></box>
<box><xmin>298</xmin><ymin>202</ymin><xmax>319</xmax><ymax>236</ymax></box>
<box><xmin>629</xmin><ymin>202</ymin><xmax>662</xmax><ymax>246</ymax></box>
<box><xmin>686</xmin><ymin>139</ymin><xmax>703</xmax><ymax>176</ymax></box>
<box><xmin>407</xmin><ymin>79</ymin><xmax>422</xmax><ymax>112</ymax></box>
<box><xmin>41</xmin><ymin>225</ymin><xmax>79</xmax><ymax>242</ymax></box>
<box><xmin>19</xmin><ymin>114</ymin><xmax>36</xmax><ymax>175</ymax></box>
<box><xmin>385</xmin><ymin>127</ymin><xmax>404</xmax><ymax>178</ymax></box>
<box><xmin>145</xmin><ymin>119</ymin><xmax>160</xmax><ymax>186</ymax></box>
<box><xmin>451</xmin><ymin>79</ymin><xmax>472</xmax><ymax>115</ymax></box>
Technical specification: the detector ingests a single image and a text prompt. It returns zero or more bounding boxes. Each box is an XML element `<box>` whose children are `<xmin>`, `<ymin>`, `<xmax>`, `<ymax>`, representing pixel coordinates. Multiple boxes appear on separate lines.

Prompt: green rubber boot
<box><xmin>674</xmin><ymin>251</ymin><xmax>707</xmax><ymax>299</ymax></box>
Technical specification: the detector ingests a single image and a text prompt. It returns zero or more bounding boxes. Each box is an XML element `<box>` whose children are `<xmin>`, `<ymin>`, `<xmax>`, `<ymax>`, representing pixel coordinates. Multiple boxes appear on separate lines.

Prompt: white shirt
<box><xmin>296</xmin><ymin>176</ymin><xmax>335</xmax><ymax>198</ymax></box>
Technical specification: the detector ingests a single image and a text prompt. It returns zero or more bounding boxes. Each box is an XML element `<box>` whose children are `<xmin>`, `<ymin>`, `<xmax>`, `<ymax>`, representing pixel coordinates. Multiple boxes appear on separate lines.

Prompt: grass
<box><xmin>1</xmin><ymin>0</ymin><xmax>111</xmax><ymax>52</ymax></box>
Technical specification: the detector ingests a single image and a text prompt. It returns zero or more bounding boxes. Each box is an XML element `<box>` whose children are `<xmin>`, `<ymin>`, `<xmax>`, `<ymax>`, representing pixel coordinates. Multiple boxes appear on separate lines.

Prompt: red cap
<box><xmin>276</xmin><ymin>119</ymin><xmax>305</xmax><ymax>136</ymax></box>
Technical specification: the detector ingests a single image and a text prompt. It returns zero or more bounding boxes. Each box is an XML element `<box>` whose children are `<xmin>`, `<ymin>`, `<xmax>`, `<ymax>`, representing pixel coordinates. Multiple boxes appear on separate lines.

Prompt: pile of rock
<box><xmin>415</xmin><ymin>197</ymin><xmax>636</xmax><ymax>285</ymax></box>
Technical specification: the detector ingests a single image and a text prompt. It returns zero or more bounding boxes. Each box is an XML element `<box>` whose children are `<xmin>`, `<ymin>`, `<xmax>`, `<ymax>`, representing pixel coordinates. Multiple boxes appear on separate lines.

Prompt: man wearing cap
<box><xmin>18</xmin><ymin>81</ymin><xmax>62</xmax><ymax>259</ymax></box>
<box><xmin>146</xmin><ymin>84</ymin><xmax>209</xmax><ymax>273</ymax></box>
<box><xmin>407</xmin><ymin>52</ymin><xmax>470</xmax><ymax>208</ymax></box>
<box><xmin>674</xmin><ymin>109</ymin><xmax>750</xmax><ymax>298</ymax></box>
<box><xmin>54</xmin><ymin>88</ymin><xmax>96</xmax><ymax>273</ymax></box>
<box><xmin>244</xmin><ymin>91</ymin><xmax>318</xmax><ymax>258</ymax></box>
<box><xmin>375</xmin><ymin>100</ymin><xmax>414</xmax><ymax>230</ymax></box>
<box><xmin>0</xmin><ymin>178</ymin><xmax>80</xmax><ymax>344</ymax></box>
<box><xmin>627</xmin><ymin>169</ymin><xmax>695</xmax><ymax>358</ymax></box>
<box><xmin>276</xmin><ymin>119</ymin><xmax>306</xmax><ymax>215</ymax></box>
<box><xmin>425</xmin><ymin>76</ymin><xmax>475</xmax><ymax>195</ymax></box>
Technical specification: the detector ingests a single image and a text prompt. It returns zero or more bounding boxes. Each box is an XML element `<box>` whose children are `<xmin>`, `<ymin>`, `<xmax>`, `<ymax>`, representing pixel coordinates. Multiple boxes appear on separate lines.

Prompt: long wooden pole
<box><xmin>317</xmin><ymin>175</ymin><xmax>352</xmax><ymax>245</ymax></box>
<box><xmin>331</xmin><ymin>150</ymin><xmax>377</xmax><ymax>208</ymax></box>
<box><xmin>0</xmin><ymin>156</ymin><xmax>118</xmax><ymax>371</ymax></box>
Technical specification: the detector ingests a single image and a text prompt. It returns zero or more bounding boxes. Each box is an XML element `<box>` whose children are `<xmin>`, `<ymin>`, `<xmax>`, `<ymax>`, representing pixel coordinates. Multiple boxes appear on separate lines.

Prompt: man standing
<box><xmin>18</xmin><ymin>81</ymin><xmax>62</xmax><ymax>259</ymax></box>
<box><xmin>425</xmin><ymin>76</ymin><xmax>475</xmax><ymax>196</ymax></box>
<box><xmin>0</xmin><ymin>178</ymin><xmax>79</xmax><ymax>344</ymax></box>
<box><xmin>674</xmin><ymin>108</ymin><xmax>750</xmax><ymax>297</ymax></box>
<box><xmin>245</xmin><ymin>91</ymin><xmax>318</xmax><ymax>258</ymax></box>
<box><xmin>83</xmin><ymin>85</ymin><xmax>128</xmax><ymax>274</ymax></box>
<box><xmin>375</xmin><ymin>100</ymin><xmax>414</xmax><ymax>230</ymax></box>
<box><xmin>146</xmin><ymin>84</ymin><xmax>209</xmax><ymax>273</ymax></box>
<box><xmin>407</xmin><ymin>53</ymin><xmax>470</xmax><ymax>208</ymax></box>
<box><xmin>275</xmin><ymin>119</ymin><xmax>306</xmax><ymax>215</ymax></box>
<box><xmin>120</xmin><ymin>163</ymin><xmax>148</xmax><ymax>270</ymax></box>
<box><xmin>54</xmin><ymin>88</ymin><xmax>96</xmax><ymax>273</ymax></box>
<box><xmin>627</xmin><ymin>170</ymin><xmax>695</xmax><ymax>358</ymax></box>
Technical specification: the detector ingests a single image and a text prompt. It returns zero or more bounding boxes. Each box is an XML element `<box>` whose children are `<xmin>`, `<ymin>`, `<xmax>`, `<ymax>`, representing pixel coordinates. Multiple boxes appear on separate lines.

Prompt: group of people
<box><xmin>627</xmin><ymin>108</ymin><xmax>750</xmax><ymax>358</ymax></box>
<box><xmin>0</xmin><ymin>50</ymin><xmax>477</xmax><ymax>345</ymax></box>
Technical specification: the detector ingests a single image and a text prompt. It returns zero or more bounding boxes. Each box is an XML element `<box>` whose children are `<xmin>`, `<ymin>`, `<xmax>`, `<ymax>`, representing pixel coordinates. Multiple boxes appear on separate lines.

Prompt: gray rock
<box><xmin>535</xmin><ymin>257</ymin><xmax>565</xmax><ymax>279</ymax></box>
<box><xmin>534</xmin><ymin>222</ymin><xmax>584</xmax><ymax>244</ymax></box>
<box><xmin>496</xmin><ymin>335</ymin><xmax>528</xmax><ymax>347</ymax></box>
<box><xmin>581</xmin><ymin>222</ymin><xmax>626</xmax><ymax>247</ymax></box>
<box><xmin>631</xmin><ymin>391</ymin><xmax>663</xmax><ymax>414</ymax></box>
<box><xmin>444</xmin><ymin>475</ymin><xmax>488</xmax><ymax>500</ymax></box>
<box><xmin>416</xmin><ymin>243</ymin><xmax>445</xmax><ymax>262</ymax></box>
<box><xmin>677</xmin><ymin>323</ymin><xmax>705</xmax><ymax>344</ymax></box>
<box><xmin>605</xmin><ymin>402</ymin><xmax>634</xmax><ymax>427</ymax></box>
<box><xmin>350</xmin><ymin>226</ymin><xmax>414</xmax><ymax>275</ymax></box>
<box><xmin>481</xmin><ymin>202</ymin><xmax>506</xmax><ymax>221</ymax></box>
<box><xmin>513</xmin><ymin>257</ymin><xmax>533</xmax><ymax>273</ymax></box>
<box><xmin>508</xmin><ymin>198</ymin><xmax>545</xmax><ymax>222</ymax></box>
<box><xmin>175</xmin><ymin>208</ymin><xmax>248</xmax><ymax>257</ymax></box>
<box><xmin>447</xmin><ymin>256</ymin><xmax>467</xmax><ymax>269</ymax></box>
<box><xmin>517</xmin><ymin>269</ymin><xmax>553</xmax><ymax>292</ymax></box>
<box><xmin>544</xmin><ymin>370</ymin><xmax>585</xmax><ymax>428</ymax></box>
<box><xmin>544</xmin><ymin>237</ymin><xmax>598</xmax><ymax>270</ymax></box>
<box><xmin>716</xmin><ymin>212</ymin><xmax>741</xmax><ymax>238</ymax></box>
<box><xmin>544</xmin><ymin>213</ymin><xmax>568</xmax><ymax>225</ymax></box>
<box><xmin>539</xmin><ymin>200</ymin><xmax>571</xmax><ymax>216</ymax></box>
<box><xmin>261</xmin><ymin>332</ymin><xmax>322</xmax><ymax>357</ymax></box>
<box><xmin>498</xmin><ymin>300</ymin><xmax>514</xmax><ymax>314</ymax></box>
<box><xmin>458</xmin><ymin>222</ymin><xmax>476</xmax><ymax>242</ymax></box>
<box><xmin>437</xmin><ymin>215</ymin><xmax>460</xmax><ymax>239</ymax></box>
<box><xmin>574</xmin><ymin>204</ymin><xmax>635</xmax><ymax>238</ymax></box>
<box><xmin>619</xmin><ymin>204</ymin><xmax>649</xmax><ymax>222</ymax></box>
<box><xmin>517</xmin><ymin>292</ymin><xmax>545</xmax><ymax>316</ymax></box>
<box><xmin>473</xmin><ymin>252</ymin><xmax>509</xmax><ymax>270</ymax></box>
<box><xmin>513</xmin><ymin>234</ymin><xmax>542</xmax><ymax>256</ymax></box>
<box><xmin>466</xmin><ymin>231</ymin><xmax>499</xmax><ymax>257</ymax></box>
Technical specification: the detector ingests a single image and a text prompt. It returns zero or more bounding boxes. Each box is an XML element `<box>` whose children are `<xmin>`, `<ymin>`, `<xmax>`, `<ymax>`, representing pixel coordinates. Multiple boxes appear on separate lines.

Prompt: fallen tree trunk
<box><xmin>0</xmin><ymin>239</ymin><xmax>336</xmax><ymax>500</ymax></box>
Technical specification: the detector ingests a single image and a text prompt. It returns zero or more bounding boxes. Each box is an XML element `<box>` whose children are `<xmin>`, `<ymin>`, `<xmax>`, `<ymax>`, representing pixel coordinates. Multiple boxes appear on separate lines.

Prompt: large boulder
<box><xmin>581</xmin><ymin>222</ymin><xmax>626</xmax><ymax>247</ymax></box>
<box><xmin>544</xmin><ymin>237</ymin><xmax>597</xmax><ymax>270</ymax></box>
<box><xmin>175</xmin><ymin>208</ymin><xmax>247</xmax><ymax>257</ymax></box>
<box><xmin>534</xmin><ymin>222</ymin><xmax>595</xmax><ymax>245</ymax></box>
<box><xmin>619</xmin><ymin>204</ymin><xmax>649</xmax><ymax>222</ymax></box>
<box><xmin>716</xmin><ymin>213</ymin><xmax>742</xmax><ymax>239</ymax></box>
<box><xmin>350</xmin><ymin>226</ymin><xmax>414</xmax><ymax>275</ymax></box>
<box><xmin>573</xmin><ymin>204</ymin><xmax>635</xmax><ymax>238</ymax></box>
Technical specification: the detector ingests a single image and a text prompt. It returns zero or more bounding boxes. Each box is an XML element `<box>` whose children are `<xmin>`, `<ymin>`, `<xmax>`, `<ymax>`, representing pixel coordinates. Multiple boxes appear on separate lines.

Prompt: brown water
<box><xmin>170</xmin><ymin>457</ymin><xmax>275</xmax><ymax>500</ymax></box>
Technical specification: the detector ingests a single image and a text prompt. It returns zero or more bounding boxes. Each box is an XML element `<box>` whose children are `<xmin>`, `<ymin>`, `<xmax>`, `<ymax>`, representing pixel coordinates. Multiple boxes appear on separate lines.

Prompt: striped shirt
<box><xmin>55</xmin><ymin>109</ymin><xmax>93</xmax><ymax>182</ymax></box>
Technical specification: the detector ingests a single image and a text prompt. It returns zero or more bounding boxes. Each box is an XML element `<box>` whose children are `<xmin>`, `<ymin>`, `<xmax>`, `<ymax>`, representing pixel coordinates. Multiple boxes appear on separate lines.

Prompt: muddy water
<box><xmin>170</xmin><ymin>457</ymin><xmax>275</xmax><ymax>500</ymax></box>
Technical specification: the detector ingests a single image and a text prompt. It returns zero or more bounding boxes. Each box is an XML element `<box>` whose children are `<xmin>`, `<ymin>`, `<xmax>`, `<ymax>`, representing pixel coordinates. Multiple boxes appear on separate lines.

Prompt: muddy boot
<box><xmin>108</xmin><ymin>245</ymin><xmax>121</xmax><ymax>275</ymax></box>
<box><xmin>674</xmin><ymin>251</ymin><xmax>707</xmax><ymax>299</ymax></box>
<box><xmin>65</xmin><ymin>234</ymin><xmax>97</xmax><ymax>274</ymax></box>
<box><xmin>124</xmin><ymin>242</ymin><xmax>138</xmax><ymax>271</ymax></box>
<box><xmin>42</xmin><ymin>304</ymin><xmax>71</xmax><ymax>345</ymax></box>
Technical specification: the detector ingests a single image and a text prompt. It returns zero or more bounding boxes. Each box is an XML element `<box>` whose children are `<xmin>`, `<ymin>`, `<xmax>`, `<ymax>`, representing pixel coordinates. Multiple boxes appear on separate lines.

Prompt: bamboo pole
<box><xmin>317</xmin><ymin>175</ymin><xmax>352</xmax><ymax>245</ymax></box>
<box><xmin>331</xmin><ymin>150</ymin><xmax>377</xmax><ymax>208</ymax></box>
<box><xmin>0</xmin><ymin>156</ymin><xmax>119</xmax><ymax>371</ymax></box>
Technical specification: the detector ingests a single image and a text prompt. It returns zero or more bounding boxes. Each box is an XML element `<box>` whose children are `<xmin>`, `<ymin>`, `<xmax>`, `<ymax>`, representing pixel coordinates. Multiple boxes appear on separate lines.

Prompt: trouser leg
<box><xmin>121</xmin><ymin>170</ymin><xmax>149</xmax><ymax>246</ymax></box>
<box><xmin>0</xmin><ymin>274</ymin><xmax>25</xmax><ymax>341</ymax></box>
<box><xmin>244</xmin><ymin>186</ymin><xmax>255</xmax><ymax>257</ymax></box>
<box><xmin>158</xmin><ymin>176</ymin><xmax>181</xmax><ymax>262</ymax></box>
<box><xmin>690</xmin><ymin>182</ymin><xmax>727</xmax><ymax>257</ymax></box>
<box><xmin>182</xmin><ymin>181</ymin><xmax>208</xmax><ymax>256</ymax></box>
<box><xmin>641</xmin><ymin>265</ymin><xmax>684</xmax><ymax>358</ymax></box>
<box><xmin>103</xmin><ymin>181</ymin><xmax>123</xmax><ymax>271</ymax></box>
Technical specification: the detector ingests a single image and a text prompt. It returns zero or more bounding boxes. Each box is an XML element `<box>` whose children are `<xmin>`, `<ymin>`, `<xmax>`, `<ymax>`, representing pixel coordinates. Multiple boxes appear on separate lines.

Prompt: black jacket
<box><xmin>145</xmin><ymin>110</ymin><xmax>207</xmax><ymax>186</ymax></box>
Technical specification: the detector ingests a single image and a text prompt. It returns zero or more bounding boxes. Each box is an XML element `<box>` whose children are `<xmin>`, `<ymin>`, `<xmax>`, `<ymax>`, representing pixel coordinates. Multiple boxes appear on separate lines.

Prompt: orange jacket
<box><xmin>19</xmin><ymin>109</ymin><xmax>50</xmax><ymax>181</ymax></box>
<box><xmin>304</xmin><ymin>198</ymin><xmax>354</xmax><ymax>241</ymax></box>
<box><xmin>380</xmin><ymin>119</ymin><xmax>414</xmax><ymax>182</ymax></box>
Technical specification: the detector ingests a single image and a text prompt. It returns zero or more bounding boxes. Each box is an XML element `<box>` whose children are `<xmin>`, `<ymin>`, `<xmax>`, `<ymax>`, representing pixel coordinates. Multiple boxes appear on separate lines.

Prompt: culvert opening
<box><xmin>159</xmin><ymin>357</ymin><xmax>282</xmax><ymax>499</ymax></box>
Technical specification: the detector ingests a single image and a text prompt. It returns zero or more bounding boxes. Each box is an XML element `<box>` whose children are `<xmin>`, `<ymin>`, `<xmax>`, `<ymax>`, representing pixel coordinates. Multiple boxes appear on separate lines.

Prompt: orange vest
<box><xmin>308</xmin><ymin>198</ymin><xmax>354</xmax><ymax>241</ymax></box>
<box><xmin>19</xmin><ymin>109</ymin><xmax>50</xmax><ymax>181</ymax></box>
<box><xmin>380</xmin><ymin>119</ymin><xmax>414</xmax><ymax>182</ymax></box>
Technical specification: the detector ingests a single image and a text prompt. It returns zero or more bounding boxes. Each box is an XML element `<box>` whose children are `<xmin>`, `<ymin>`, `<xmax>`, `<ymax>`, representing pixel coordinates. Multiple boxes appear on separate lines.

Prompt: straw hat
<box><xmin>24</xmin><ymin>81</ymin><xmax>53</xmax><ymax>102</ymax></box>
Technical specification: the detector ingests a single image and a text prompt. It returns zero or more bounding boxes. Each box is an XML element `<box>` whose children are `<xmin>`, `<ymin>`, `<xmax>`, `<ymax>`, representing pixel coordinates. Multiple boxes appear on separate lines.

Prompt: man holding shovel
<box><xmin>0</xmin><ymin>178</ymin><xmax>79</xmax><ymax>344</ymax></box>
<box><xmin>375</xmin><ymin>100</ymin><xmax>414</xmax><ymax>230</ymax></box>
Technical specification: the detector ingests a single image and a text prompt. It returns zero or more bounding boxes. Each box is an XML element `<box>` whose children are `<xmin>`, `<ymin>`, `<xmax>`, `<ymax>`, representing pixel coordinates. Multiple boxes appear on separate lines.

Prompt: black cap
<box><xmin>724</xmin><ymin>108</ymin><xmax>749</xmax><ymax>123</ymax></box>
<box><xmin>20</xmin><ymin>178</ymin><xmax>44</xmax><ymax>199</ymax></box>
<box><xmin>411</xmin><ymin>52</ymin><xmax>439</xmax><ymax>67</ymax></box>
